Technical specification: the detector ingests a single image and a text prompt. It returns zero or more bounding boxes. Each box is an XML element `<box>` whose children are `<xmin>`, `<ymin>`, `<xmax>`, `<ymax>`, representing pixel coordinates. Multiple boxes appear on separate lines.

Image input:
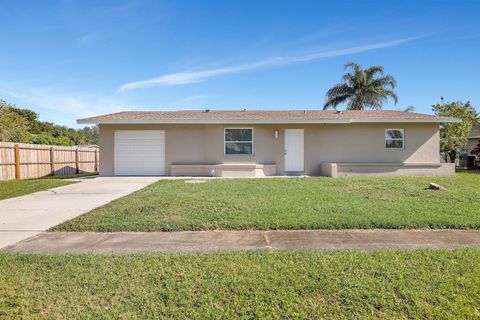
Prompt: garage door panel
<box><xmin>114</xmin><ymin>130</ymin><xmax>165</xmax><ymax>176</ymax></box>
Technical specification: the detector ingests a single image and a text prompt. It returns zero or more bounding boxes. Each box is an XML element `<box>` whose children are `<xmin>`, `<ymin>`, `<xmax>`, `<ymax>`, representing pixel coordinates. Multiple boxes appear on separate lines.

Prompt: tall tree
<box><xmin>432</xmin><ymin>100</ymin><xmax>478</xmax><ymax>163</ymax></box>
<box><xmin>0</xmin><ymin>100</ymin><xmax>31</xmax><ymax>142</ymax></box>
<box><xmin>324</xmin><ymin>62</ymin><xmax>398</xmax><ymax>110</ymax></box>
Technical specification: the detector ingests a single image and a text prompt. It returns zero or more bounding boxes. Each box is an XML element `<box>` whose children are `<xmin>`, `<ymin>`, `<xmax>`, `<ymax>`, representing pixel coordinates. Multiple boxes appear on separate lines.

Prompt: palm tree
<box><xmin>323</xmin><ymin>62</ymin><xmax>398</xmax><ymax>110</ymax></box>
<box><xmin>401</xmin><ymin>105</ymin><xmax>415</xmax><ymax>112</ymax></box>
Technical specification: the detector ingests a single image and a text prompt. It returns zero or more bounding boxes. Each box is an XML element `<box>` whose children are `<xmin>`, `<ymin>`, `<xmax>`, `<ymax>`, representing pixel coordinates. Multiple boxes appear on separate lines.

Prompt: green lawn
<box><xmin>0</xmin><ymin>179</ymin><xmax>75</xmax><ymax>200</ymax></box>
<box><xmin>53</xmin><ymin>173</ymin><xmax>480</xmax><ymax>231</ymax></box>
<box><xmin>0</xmin><ymin>249</ymin><xmax>479</xmax><ymax>319</ymax></box>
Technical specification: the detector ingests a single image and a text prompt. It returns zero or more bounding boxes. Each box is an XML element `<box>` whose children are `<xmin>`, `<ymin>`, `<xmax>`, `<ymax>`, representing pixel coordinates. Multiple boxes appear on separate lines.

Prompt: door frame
<box><xmin>284</xmin><ymin>129</ymin><xmax>304</xmax><ymax>172</ymax></box>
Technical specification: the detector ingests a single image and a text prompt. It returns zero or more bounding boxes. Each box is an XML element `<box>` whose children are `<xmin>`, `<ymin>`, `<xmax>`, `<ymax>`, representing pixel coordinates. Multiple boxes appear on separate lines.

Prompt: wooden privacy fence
<box><xmin>0</xmin><ymin>142</ymin><xmax>99</xmax><ymax>181</ymax></box>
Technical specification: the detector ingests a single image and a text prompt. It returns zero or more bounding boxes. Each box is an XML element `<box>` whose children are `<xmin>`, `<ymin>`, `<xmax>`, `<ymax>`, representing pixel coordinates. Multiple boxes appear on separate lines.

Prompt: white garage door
<box><xmin>114</xmin><ymin>130</ymin><xmax>165</xmax><ymax>176</ymax></box>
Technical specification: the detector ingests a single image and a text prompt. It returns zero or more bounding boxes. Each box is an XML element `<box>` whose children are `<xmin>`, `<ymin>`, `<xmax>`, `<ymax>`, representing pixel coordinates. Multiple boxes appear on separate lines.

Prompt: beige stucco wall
<box><xmin>321</xmin><ymin>162</ymin><xmax>455</xmax><ymax>177</ymax></box>
<box><xmin>98</xmin><ymin>123</ymin><xmax>441</xmax><ymax>176</ymax></box>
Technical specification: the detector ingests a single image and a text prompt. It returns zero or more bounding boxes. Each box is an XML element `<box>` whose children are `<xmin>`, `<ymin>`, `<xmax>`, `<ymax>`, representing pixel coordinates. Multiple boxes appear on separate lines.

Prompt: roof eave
<box><xmin>77</xmin><ymin>117</ymin><xmax>461</xmax><ymax>125</ymax></box>
<box><xmin>77</xmin><ymin>119</ymin><xmax>352</xmax><ymax>124</ymax></box>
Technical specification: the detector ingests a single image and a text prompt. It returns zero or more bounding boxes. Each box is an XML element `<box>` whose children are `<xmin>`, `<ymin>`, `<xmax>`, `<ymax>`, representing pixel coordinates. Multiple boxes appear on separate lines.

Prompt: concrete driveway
<box><xmin>0</xmin><ymin>177</ymin><xmax>159</xmax><ymax>248</ymax></box>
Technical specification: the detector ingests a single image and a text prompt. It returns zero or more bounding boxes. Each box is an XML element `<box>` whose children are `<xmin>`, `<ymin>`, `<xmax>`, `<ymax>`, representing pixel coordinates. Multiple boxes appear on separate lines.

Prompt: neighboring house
<box><xmin>78</xmin><ymin>110</ymin><xmax>460</xmax><ymax>177</ymax></box>
<box><xmin>467</xmin><ymin>123</ymin><xmax>480</xmax><ymax>158</ymax></box>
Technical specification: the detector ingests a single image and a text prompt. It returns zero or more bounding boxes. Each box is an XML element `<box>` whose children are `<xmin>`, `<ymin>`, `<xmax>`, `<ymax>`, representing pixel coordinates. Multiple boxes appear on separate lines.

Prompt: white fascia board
<box><xmin>77</xmin><ymin>119</ymin><xmax>352</xmax><ymax>124</ymax></box>
<box><xmin>349</xmin><ymin>117</ymin><xmax>461</xmax><ymax>123</ymax></box>
<box><xmin>77</xmin><ymin>117</ymin><xmax>461</xmax><ymax>125</ymax></box>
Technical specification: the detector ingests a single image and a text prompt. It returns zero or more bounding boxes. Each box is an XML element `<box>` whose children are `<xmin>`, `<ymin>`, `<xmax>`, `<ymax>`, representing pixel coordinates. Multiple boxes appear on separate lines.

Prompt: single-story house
<box><xmin>78</xmin><ymin>110</ymin><xmax>460</xmax><ymax>177</ymax></box>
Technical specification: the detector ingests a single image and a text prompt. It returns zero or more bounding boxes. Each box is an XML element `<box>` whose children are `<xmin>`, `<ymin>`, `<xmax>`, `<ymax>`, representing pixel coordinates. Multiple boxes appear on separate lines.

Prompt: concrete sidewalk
<box><xmin>0</xmin><ymin>177</ymin><xmax>159</xmax><ymax>248</ymax></box>
<box><xmin>3</xmin><ymin>229</ymin><xmax>480</xmax><ymax>253</ymax></box>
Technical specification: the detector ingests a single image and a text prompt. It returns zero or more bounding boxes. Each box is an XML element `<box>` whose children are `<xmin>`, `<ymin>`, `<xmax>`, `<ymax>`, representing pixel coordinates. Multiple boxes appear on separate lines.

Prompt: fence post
<box><xmin>75</xmin><ymin>148</ymin><xmax>79</xmax><ymax>174</ymax></box>
<box><xmin>50</xmin><ymin>147</ymin><xmax>55</xmax><ymax>176</ymax></box>
<box><xmin>14</xmin><ymin>144</ymin><xmax>21</xmax><ymax>179</ymax></box>
<box><xmin>94</xmin><ymin>149</ymin><xmax>98</xmax><ymax>172</ymax></box>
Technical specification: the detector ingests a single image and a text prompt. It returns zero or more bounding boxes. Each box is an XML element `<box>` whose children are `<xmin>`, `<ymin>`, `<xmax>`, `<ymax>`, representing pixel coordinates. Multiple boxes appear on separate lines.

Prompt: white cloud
<box><xmin>118</xmin><ymin>36</ymin><xmax>425</xmax><ymax>92</ymax></box>
<box><xmin>0</xmin><ymin>86</ymin><xmax>215</xmax><ymax>127</ymax></box>
<box><xmin>0</xmin><ymin>86</ymin><xmax>145</xmax><ymax>127</ymax></box>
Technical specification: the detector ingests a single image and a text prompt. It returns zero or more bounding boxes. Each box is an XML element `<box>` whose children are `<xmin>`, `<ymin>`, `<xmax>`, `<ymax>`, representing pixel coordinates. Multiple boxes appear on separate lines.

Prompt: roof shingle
<box><xmin>77</xmin><ymin>110</ymin><xmax>459</xmax><ymax>124</ymax></box>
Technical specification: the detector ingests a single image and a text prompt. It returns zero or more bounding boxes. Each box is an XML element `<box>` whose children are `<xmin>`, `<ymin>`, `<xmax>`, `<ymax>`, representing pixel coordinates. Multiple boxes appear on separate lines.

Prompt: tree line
<box><xmin>0</xmin><ymin>99</ymin><xmax>98</xmax><ymax>146</ymax></box>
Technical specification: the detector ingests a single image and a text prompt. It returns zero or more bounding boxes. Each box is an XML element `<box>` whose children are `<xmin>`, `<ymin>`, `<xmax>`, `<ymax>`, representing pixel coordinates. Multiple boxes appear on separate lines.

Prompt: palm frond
<box><xmin>324</xmin><ymin>96</ymin><xmax>351</xmax><ymax>109</ymax></box>
<box><xmin>384</xmin><ymin>89</ymin><xmax>398</xmax><ymax>104</ymax></box>
<box><xmin>365</xmin><ymin>65</ymin><xmax>384</xmax><ymax>78</ymax></box>
<box><xmin>344</xmin><ymin>62</ymin><xmax>361</xmax><ymax>72</ymax></box>
<box><xmin>341</xmin><ymin>72</ymin><xmax>354</xmax><ymax>83</ymax></box>
<box><xmin>347</xmin><ymin>98</ymin><xmax>365</xmax><ymax>110</ymax></box>
<box><xmin>323</xmin><ymin>83</ymin><xmax>354</xmax><ymax>109</ymax></box>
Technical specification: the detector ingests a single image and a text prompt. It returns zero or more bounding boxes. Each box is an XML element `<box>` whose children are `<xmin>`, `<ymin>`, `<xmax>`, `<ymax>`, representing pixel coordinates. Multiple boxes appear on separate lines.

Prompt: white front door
<box><xmin>114</xmin><ymin>130</ymin><xmax>165</xmax><ymax>176</ymax></box>
<box><xmin>284</xmin><ymin>129</ymin><xmax>304</xmax><ymax>172</ymax></box>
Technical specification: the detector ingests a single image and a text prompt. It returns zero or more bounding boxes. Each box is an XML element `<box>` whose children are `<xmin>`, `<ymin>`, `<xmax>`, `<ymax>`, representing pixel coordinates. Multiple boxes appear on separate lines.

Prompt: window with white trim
<box><xmin>224</xmin><ymin>128</ymin><xmax>254</xmax><ymax>155</ymax></box>
<box><xmin>385</xmin><ymin>129</ymin><xmax>404</xmax><ymax>149</ymax></box>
